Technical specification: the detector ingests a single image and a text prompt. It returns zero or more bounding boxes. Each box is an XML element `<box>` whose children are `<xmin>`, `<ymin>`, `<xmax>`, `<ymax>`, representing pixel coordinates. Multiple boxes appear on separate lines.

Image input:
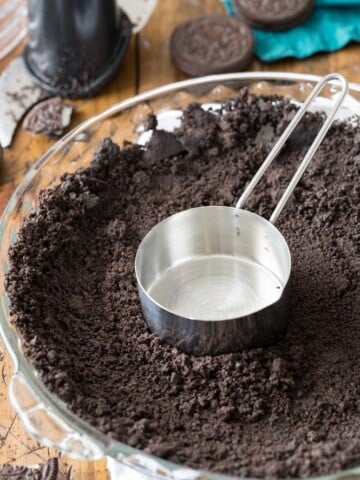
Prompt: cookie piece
<box><xmin>234</xmin><ymin>0</ymin><xmax>314</xmax><ymax>31</ymax></box>
<box><xmin>40</xmin><ymin>458</ymin><xmax>59</xmax><ymax>480</ymax></box>
<box><xmin>170</xmin><ymin>15</ymin><xmax>254</xmax><ymax>77</ymax></box>
<box><xmin>0</xmin><ymin>458</ymin><xmax>59</xmax><ymax>479</ymax></box>
<box><xmin>144</xmin><ymin>130</ymin><xmax>186</xmax><ymax>163</ymax></box>
<box><xmin>23</xmin><ymin>97</ymin><xmax>73</xmax><ymax>138</ymax></box>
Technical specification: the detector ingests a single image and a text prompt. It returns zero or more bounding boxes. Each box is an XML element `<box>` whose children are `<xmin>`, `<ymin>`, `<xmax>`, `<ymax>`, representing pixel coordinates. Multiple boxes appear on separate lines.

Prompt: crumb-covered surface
<box><xmin>5</xmin><ymin>90</ymin><xmax>360</xmax><ymax>478</ymax></box>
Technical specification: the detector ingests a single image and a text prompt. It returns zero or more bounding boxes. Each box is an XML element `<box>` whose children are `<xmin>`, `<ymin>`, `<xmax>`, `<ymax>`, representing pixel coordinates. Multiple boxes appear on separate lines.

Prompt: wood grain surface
<box><xmin>0</xmin><ymin>1</ymin><xmax>359</xmax><ymax>478</ymax></box>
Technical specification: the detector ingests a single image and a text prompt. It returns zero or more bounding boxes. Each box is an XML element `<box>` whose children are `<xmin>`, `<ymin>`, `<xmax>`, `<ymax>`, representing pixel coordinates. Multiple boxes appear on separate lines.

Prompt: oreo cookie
<box><xmin>0</xmin><ymin>458</ymin><xmax>59</xmax><ymax>479</ymax></box>
<box><xmin>170</xmin><ymin>15</ymin><xmax>254</xmax><ymax>77</ymax></box>
<box><xmin>233</xmin><ymin>0</ymin><xmax>314</xmax><ymax>31</ymax></box>
<box><xmin>40</xmin><ymin>458</ymin><xmax>59</xmax><ymax>480</ymax></box>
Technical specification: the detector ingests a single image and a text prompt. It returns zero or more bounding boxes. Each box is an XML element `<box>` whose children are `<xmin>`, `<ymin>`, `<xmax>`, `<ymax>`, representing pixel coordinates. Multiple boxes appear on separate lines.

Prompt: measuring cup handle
<box><xmin>235</xmin><ymin>73</ymin><xmax>349</xmax><ymax>224</ymax></box>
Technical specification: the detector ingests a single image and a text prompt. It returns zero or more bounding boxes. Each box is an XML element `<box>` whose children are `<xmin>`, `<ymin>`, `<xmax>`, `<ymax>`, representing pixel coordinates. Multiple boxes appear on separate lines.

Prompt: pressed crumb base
<box><xmin>6</xmin><ymin>91</ymin><xmax>360</xmax><ymax>478</ymax></box>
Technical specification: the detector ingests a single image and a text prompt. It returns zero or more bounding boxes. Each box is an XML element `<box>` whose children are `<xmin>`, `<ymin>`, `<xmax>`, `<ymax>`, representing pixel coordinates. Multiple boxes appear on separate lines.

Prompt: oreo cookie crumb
<box><xmin>144</xmin><ymin>113</ymin><xmax>158</xmax><ymax>131</ymax></box>
<box><xmin>144</xmin><ymin>129</ymin><xmax>186</xmax><ymax>163</ymax></box>
<box><xmin>5</xmin><ymin>90</ymin><xmax>360</xmax><ymax>478</ymax></box>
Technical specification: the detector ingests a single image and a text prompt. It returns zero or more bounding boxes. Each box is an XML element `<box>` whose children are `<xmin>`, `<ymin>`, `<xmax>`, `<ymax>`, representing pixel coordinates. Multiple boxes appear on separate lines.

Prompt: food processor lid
<box><xmin>118</xmin><ymin>0</ymin><xmax>158</xmax><ymax>33</ymax></box>
<box><xmin>22</xmin><ymin>0</ymin><xmax>158</xmax><ymax>98</ymax></box>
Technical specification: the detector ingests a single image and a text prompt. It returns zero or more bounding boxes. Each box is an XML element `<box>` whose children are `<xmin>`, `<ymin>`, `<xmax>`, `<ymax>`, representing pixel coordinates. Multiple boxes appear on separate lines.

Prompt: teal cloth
<box><xmin>221</xmin><ymin>0</ymin><xmax>360</xmax><ymax>61</ymax></box>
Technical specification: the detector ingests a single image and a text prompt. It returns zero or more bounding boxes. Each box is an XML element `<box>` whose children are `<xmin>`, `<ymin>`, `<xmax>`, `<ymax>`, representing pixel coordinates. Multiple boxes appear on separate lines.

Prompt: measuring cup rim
<box><xmin>135</xmin><ymin>205</ymin><xmax>292</xmax><ymax>323</ymax></box>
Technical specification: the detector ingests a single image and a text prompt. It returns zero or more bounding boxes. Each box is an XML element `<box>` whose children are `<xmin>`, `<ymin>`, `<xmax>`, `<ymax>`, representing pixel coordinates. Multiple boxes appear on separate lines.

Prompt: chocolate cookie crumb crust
<box><xmin>5</xmin><ymin>90</ymin><xmax>360</xmax><ymax>479</ymax></box>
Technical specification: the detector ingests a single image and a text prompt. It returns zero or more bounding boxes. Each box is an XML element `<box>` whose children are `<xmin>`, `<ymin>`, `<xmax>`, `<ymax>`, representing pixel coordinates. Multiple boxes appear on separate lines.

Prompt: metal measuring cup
<box><xmin>135</xmin><ymin>73</ymin><xmax>349</xmax><ymax>356</ymax></box>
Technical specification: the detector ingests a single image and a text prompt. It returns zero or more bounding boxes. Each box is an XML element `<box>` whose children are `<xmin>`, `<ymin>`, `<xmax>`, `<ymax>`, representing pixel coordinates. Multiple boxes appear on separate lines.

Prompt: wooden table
<box><xmin>0</xmin><ymin>1</ymin><xmax>359</xmax><ymax>478</ymax></box>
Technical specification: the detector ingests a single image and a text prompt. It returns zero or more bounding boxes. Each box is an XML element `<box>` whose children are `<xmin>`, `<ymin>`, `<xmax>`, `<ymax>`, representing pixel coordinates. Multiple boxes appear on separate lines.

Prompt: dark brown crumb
<box><xmin>5</xmin><ymin>89</ymin><xmax>360</xmax><ymax>478</ymax></box>
<box><xmin>143</xmin><ymin>112</ymin><xmax>158</xmax><ymax>131</ymax></box>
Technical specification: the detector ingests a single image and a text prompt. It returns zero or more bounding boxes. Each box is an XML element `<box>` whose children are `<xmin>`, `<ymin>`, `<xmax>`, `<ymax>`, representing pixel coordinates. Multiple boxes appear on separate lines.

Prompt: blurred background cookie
<box><xmin>170</xmin><ymin>15</ymin><xmax>254</xmax><ymax>77</ymax></box>
<box><xmin>233</xmin><ymin>0</ymin><xmax>314</xmax><ymax>31</ymax></box>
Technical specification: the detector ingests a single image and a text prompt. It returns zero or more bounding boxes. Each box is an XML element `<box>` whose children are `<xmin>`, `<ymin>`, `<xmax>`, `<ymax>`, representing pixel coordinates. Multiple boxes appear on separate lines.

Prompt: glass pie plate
<box><xmin>0</xmin><ymin>72</ymin><xmax>359</xmax><ymax>480</ymax></box>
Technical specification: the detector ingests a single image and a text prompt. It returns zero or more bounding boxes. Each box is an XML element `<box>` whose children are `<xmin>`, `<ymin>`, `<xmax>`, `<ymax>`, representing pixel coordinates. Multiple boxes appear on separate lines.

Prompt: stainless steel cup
<box><xmin>135</xmin><ymin>73</ymin><xmax>348</xmax><ymax>356</ymax></box>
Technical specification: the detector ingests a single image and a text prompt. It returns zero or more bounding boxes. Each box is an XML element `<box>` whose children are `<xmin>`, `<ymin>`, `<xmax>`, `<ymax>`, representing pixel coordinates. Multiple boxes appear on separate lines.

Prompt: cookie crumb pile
<box><xmin>6</xmin><ymin>90</ymin><xmax>359</xmax><ymax>478</ymax></box>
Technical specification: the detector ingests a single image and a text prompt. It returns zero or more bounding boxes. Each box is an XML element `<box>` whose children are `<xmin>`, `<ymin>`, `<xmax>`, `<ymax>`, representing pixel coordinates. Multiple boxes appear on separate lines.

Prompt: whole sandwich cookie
<box><xmin>170</xmin><ymin>15</ymin><xmax>254</xmax><ymax>77</ymax></box>
<box><xmin>0</xmin><ymin>458</ymin><xmax>59</xmax><ymax>479</ymax></box>
<box><xmin>233</xmin><ymin>0</ymin><xmax>314</xmax><ymax>31</ymax></box>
